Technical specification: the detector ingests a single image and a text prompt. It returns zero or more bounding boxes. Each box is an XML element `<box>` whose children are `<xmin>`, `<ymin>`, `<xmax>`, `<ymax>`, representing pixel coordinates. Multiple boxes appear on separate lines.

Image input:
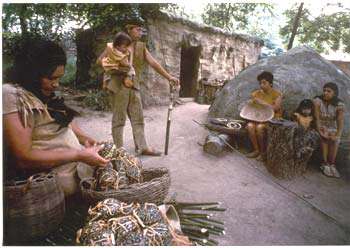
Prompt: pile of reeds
<box><xmin>166</xmin><ymin>201</ymin><xmax>225</xmax><ymax>246</ymax></box>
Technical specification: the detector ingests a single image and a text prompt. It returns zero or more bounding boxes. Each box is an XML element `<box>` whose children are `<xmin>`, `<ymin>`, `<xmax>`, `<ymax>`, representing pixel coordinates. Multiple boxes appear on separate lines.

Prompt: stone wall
<box><xmin>143</xmin><ymin>14</ymin><xmax>263</xmax><ymax>105</ymax></box>
<box><xmin>329</xmin><ymin>60</ymin><xmax>350</xmax><ymax>77</ymax></box>
<box><xmin>77</xmin><ymin>13</ymin><xmax>263</xmax><ymax>106</ymax></box>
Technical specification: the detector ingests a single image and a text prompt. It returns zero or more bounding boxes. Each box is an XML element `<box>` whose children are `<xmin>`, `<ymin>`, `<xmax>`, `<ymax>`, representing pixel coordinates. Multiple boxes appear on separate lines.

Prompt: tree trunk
<box><xmin>265</xmin><ymin>121</ymin><xmax>320</xmax><ymax>179</ymax></box>
<box><xmin>19</xmin><ymin>4</ymin><xmax>28</xmax><ymax>35</ymax></box>
<box><xmin>75</xmin><ymin>28</ymin><xmax>96</xmax><ymax>88</ymax></box>
<box><xmin>287</xmin><ymin>2</ymin><xmax>304</xmax><ymax>50</ymax></box>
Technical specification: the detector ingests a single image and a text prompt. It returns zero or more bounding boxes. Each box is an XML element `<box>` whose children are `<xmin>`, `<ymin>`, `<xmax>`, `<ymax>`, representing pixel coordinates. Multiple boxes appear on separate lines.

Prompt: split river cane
<box><xmin>164</xmin><ymin>84</ymin><xmax>175</xmax><ymax>155</ymax></box>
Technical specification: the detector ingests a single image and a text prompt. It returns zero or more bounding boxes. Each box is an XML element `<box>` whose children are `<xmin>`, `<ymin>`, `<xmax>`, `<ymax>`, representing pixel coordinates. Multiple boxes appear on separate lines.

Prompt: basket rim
<box><xmin>80</xmin><ymin>167</ymin><xmax>170</xmax><ymax>193</ymax></box>
<box><xmin>5</xmin><ymin>171</ymin><xmax>58</xmax><ymax>189</ymax></box>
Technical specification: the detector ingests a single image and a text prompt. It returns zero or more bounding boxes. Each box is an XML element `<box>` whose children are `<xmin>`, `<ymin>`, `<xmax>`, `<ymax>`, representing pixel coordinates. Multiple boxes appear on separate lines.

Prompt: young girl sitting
<box><xmin>292</xmin><ymin>99</ymin><xmax>315</xmax><ymax>130</ymax></box>
<box><xmin>100</xmin><ymin>32</ymin><xmax>135</xmax><ymax>89</ymax></box>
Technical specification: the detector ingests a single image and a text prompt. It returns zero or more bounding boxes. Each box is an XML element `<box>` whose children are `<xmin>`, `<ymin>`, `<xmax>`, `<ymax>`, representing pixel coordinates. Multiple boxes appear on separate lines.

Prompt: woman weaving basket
<box><xmin>244</xmin><ymin>71</ymin><xmax>283</xmax><ymax>162</ymax></box>
<box><xmin>3</xmin><ymin>36</ymin><xmax>109</xmax><ymax>196</ymax></box>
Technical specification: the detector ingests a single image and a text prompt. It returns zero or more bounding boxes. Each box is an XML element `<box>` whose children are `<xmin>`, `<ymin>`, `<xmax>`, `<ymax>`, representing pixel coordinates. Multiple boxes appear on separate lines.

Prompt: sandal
<box><xmin>321</xmin><ymin>164</ymin><xmax>333</xmax><ymax>177</ymax></box>
<box><xmin>330</xmin><ymin>165</ymin><xmax>340</xmax><ymax>178</ymax></box>
<box><xmin>256</xmin><ymin>153</ymin><xmax>267</xmax><ymax>162</ymax></box>
<box><xmin>320</xmin><ymin>162</ymin><xmax>328</xmax><ymax>171</ymax></box>
<box><xmin>246</xmin><ymin>150</ymin><xmax>260</xmax><ymax>158</ymax></box>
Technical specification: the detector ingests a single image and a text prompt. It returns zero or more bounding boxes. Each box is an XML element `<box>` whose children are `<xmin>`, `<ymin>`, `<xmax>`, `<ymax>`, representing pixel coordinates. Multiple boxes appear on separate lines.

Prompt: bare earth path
<box><xmin>72</xmin><ymin>99</ymin><xmax>350</xmax><ymax>245</ymax></box>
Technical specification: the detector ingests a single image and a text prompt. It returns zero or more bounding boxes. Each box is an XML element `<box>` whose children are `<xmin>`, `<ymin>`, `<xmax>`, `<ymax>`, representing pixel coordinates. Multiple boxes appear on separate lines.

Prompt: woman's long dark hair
<box><xmin>9</xmin><ymin>34</ymin><xmax>79</xmax><ymax>128</ymax></box>
<box><xmin>315</xmin><ymin>82</ymin><xmax>343</xmax><ymax>106</ymax></box>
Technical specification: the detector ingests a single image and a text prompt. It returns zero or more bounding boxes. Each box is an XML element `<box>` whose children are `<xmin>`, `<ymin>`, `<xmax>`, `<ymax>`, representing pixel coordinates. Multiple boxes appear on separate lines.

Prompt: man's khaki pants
<box><xmin>108</xmin><ymin>77</ymin><xmax>147</xmax><ymax>152</ymax></box>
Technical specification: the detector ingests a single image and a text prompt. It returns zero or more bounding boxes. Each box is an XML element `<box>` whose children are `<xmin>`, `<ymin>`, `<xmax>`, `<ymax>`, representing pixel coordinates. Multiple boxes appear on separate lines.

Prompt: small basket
<box><xmin>4</xmin><ymin>172</ymin><xmax>65</xmax><ymax>243</ymax></box>
<box><xmin>80</xmin><ymin>167</ymin><xmax>170</xmax><ymax>205</ymax></box>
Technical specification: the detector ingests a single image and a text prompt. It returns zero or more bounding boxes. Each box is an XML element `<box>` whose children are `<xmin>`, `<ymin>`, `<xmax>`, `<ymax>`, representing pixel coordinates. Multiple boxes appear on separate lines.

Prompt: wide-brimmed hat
<box><xmin>240</xmin><ymin>100</ymin><xmax>274</xmax><ymax>122</ymax></box>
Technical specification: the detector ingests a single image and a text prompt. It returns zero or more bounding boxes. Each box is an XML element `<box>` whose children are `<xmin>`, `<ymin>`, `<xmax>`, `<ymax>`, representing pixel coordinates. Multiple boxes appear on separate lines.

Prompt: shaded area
<box><xmin>179</xmin><ymin>44</ymin><xmax>202</xmax><ymax>97</ymax></box>
<box><xmin>3</xmin><ymin>195</ymin><xmax>88</xmax><ymax>246</ymax></box>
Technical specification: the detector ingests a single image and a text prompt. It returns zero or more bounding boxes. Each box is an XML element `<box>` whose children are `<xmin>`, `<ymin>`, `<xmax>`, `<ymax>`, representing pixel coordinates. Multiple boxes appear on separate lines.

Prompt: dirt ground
<box><xmin>72</xmin><ymin>98</ymin><xmax>350</xmax><ymax>245</ymax></box>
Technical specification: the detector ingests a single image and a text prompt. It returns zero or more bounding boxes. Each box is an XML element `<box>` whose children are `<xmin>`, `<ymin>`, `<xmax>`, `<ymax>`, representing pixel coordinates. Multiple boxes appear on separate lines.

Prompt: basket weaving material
<box><xmin>80</xmin><ymin>167</ymin><xmax>170</xmax><ymax>205</ymax></box>
<box><xmin>240</xmin><ymin>101</ymin><xmax>274</xmax><ymax>122</ymax></box>
<box><xmin>4</xmin><ymin>172</ymin><xmax>65</xmax><ymax>243</ymax></box>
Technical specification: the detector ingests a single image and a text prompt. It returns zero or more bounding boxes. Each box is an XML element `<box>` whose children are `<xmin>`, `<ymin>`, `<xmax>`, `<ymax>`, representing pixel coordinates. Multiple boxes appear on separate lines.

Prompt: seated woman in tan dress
<box><xmin>245</xmin><ymin>71</ymin><xmax>283</xmax><ymax>161</ymax></box>
<box><xmin>314</xmin><ymin>82</ymin><xmax>345</xmax><ymax>178</ymax></box>
<box><xmin>3</xmin><ymin>36</ymin><xmax>109</xmax><ymax>196</ymax></box>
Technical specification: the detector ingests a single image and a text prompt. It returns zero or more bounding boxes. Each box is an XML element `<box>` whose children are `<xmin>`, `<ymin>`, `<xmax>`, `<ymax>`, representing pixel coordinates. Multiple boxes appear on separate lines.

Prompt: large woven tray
<box><xmin>80</xmin><ymin>167</ymin><xmax>170</xmax><ymax>205</ymax></box>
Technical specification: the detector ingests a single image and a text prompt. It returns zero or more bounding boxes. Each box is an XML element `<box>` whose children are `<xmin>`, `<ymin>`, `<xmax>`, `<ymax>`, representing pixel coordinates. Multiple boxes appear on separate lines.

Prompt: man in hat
<box><xmin>97</xmin><ymin>20</ymin><xmax>179</xmax><ymax>156</ymax></box>
<box><xmin>245</xmin><ymin>71</ymin><xmax>283</xmax><ymax>161</ymax></box>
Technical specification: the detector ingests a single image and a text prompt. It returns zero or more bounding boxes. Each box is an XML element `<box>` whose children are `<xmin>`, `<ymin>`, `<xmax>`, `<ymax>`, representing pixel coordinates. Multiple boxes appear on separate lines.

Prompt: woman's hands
<box><xmin>319</xmin><ymin>127</ymin><xmax>340</xmax><ymax>142</ymax></box>
<box><xmin>319</xmin><ymin>127</ymin><xmax>329</xmax><ymax>139</ymax></box>
<box><xmin>78</xmin><ymin>143</ymin><xmax>109</xmax><ymax>167</ymax></box>
<box><xmin>252</xmin><ymin>98</ymin><xmax>267</xmax><ymax>106</ymax></box>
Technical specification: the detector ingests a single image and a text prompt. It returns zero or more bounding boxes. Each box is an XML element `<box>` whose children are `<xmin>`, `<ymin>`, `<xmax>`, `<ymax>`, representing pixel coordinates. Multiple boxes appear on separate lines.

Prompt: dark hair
<box><xmin>9</xmin><ymin>34</ymin><xmax>79</xmax><ymax>129</ymax></box>
<box><xmin>295</xmin><ymin>99</ymin><xmax>314</xmax><ymax>114</ymax></box>
<box><xmin>113</xmin><ymin>32</ymin><xmax>132</xmax><ymax>48</ymax></box>
<box><xmin>293</xmin><ymin>99</ymin><xmax>316</xmax><ymax>128</ymax></box>
<box><xmin>323</xmin><ymin>82</ymin><xmax>339</xmax><ymax>97</ymax></box>
<box><xmin>315</xmin><ymin>82</ymin><xmax>343</xmax><ymax>106</ymax></box>
<box><xmin>257</xmin><ymin>71</ymin><xmax>273</xmax><ymax>85</ymax></box>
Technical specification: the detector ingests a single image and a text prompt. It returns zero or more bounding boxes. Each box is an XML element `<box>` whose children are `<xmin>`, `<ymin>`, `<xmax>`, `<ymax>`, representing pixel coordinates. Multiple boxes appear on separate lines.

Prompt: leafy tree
<box><xmin>280</xmin><ymin>3</ymin><xmax>350</xmax><ymax>53</ymax></box>
<box><xmin>201</xmin><ymin>3</ymin><xmax>283</xmax><ymax>58</ymax></box>
<box><xmin>2</xmin><ymin>3</ymin><xmax>174</xmax><ymax>37</ymax></box>
<box><xmin>201</xmin><ymin>3</ymin><xmax>274</xmax><ymax>33</ymax></box>
<box><xmin>67</xmin><ymin>3</ymin><xmax>170</xmax><ymax>31</ymax></box>
<box><xmin>2</xmin><ymin>3</ymin><xmax>71</xmax><ymax>39</ymax></box>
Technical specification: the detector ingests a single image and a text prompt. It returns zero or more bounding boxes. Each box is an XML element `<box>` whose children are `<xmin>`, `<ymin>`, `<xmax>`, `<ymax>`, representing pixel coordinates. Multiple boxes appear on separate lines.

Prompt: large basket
<box><xmin>80</xmin><ymin>167</ymin><xmax>170</xmax><ymax>205</ymax></box>
<box><xmin>4</xmin><ymin>172</ymin><xmax>65</xmax><ymax>244</ymax></box>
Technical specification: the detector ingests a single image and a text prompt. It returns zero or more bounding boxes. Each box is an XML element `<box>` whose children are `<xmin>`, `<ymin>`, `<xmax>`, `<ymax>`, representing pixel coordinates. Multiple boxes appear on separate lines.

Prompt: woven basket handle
<box><xmin>22</xmin><ymin>175</ymin><xmax>34</xmax><ymax>194</ymax></box>
<box><xmin>22</xmin><ymin>173</ymin><xmax>48</xmax><ymax>194</ymax></box>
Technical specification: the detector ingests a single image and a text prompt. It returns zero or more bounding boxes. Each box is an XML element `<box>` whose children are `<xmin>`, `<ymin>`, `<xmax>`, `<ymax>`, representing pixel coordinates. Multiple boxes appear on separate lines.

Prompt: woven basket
<box><xmin>80</xmin><ymin>167</ymin><xmax>170</xmax><ymax>205</ymax></box>
<box><xmin>4</xmin><ymin>172</ymin><xmax>65</xmax><ymax>243</ymax></box>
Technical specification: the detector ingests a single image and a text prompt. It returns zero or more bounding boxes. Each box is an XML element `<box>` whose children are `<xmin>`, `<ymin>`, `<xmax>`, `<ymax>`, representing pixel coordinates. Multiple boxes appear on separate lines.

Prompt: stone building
<box><xmin>76</xmin><ymin>12</ymin><xmax>263</xmax><ymax>106</ymax></box>
<box><xmin>329</xmin><ymin>60</ymin><xmax>350</xmax><ymax>77</ymax></box>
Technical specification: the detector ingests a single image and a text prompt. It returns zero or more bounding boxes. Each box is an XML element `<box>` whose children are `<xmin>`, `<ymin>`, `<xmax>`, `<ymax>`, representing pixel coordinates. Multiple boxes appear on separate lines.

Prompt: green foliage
<box><xmin>2</xmin><ymin>3</ymin><xmax>171</xmax><ymax>38</ymax></box>
<box><xmin>2</xmin><ymin>3</ymin><xmax>174</xmax><ymax>90</ymax></box>
<box><xmin>280</xmin><ymin>3</ymin><xmax>350</xmax><ymax>53</ymax></box>
<box><xmin>61</xmin><ymin>56</ymin><xmax>76</xmax><ymax>86</ymax></box>
<box><xmin>201</xmin><ymin>3</ymin><xmax>274</xmax><ymax>33</ymax></box>
<box><xmin>161</xmin><ymin>4</ymin><xmax>192</xmax><ymax>19</ymax></box>
<box><xmin>83</xmin><ymin>90</ymin><xmax>111</xmax><ymax>111</ymax></box>
<box><xmin>2</xmin><ymin>3</ymin><xmax>72</xmax><ymax>39</ymax></box>
<box><xmin>64</xmin><ymin>3</ymin><xmax>169</xmax><ymax>31</ymax></box>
